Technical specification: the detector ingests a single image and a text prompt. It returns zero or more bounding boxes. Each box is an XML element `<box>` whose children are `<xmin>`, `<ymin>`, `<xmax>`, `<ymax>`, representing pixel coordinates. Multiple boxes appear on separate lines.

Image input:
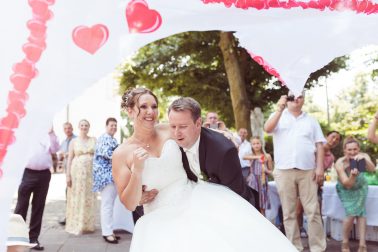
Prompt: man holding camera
<box><xmin>203</xmin><ymin>112</ymin><xmax>227</xmax><ymax>130</ymax></box>
<box><xmin>264</xmin><ymin>90</ymin><xmax>326</xmax><ymax>252</ymax></box>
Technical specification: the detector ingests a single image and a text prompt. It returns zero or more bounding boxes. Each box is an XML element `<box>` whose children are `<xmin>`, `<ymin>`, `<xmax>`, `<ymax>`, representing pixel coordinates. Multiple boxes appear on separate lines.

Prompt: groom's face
<box><xmin>168</xmin><ymin>110</ymin><xmax>202</xmax><ymax>149</ymax></box>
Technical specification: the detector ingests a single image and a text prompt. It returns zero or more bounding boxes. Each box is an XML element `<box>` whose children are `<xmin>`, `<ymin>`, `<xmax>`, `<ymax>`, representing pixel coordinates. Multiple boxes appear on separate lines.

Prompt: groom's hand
<box><xmin>139</xmin><ymin>185</ymin><xmax>158</xmax><ymax>205</ymax></box>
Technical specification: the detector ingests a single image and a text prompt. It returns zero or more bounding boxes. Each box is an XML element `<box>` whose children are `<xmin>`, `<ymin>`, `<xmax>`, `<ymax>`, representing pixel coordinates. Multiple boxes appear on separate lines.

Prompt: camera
<box><xmin>209</xmin><ymin>123</ymin><xmax>219</xmax><ymax>129</ymax></box>
<box><xmin>349</xmin><ymin>158</ymin><xmax>366</xmax><ymax>173</ymax></box>
<box><xmin>287</xmin><ymin>95</ymin><xmax>295</xmax><ymax>102</ymax></box>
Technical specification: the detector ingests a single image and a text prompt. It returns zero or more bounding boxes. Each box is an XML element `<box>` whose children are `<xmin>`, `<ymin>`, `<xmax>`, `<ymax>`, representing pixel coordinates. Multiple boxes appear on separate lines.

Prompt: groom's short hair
<box><xmin>168</xmin><ymin>97</ymin><xmax>201</xmax><ymax>122</ymax></box>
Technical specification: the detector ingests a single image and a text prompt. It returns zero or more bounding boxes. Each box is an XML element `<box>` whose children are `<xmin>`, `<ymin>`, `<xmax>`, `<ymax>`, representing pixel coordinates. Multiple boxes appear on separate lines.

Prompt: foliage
<box><xmin>118</xmin><ymin>31</ymin><xmax>347</xmax><ymax>128</ymax></box>
<box><xmin>327</xmin><ymin>73</ymin><xmax>378</xmax><ymax>161</ymax></box>
<box><xmin>330</xmin><ymin>73</ymin><xmax>378</xmax><ymax>134</ymax></box>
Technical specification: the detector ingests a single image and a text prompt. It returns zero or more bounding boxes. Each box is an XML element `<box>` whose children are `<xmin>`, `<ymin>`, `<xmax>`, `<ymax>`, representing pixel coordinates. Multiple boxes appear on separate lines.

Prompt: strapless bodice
<box><xmin>142</xmin><ymin>139</ymin><xmax>193</xmax><ymax>213</ymax></box>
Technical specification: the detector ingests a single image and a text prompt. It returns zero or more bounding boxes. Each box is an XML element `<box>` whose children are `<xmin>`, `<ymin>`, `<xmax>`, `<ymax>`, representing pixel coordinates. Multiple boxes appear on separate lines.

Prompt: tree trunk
<box><xmin>219</xmin><ymin>31</ymin><xmax>251</xmax><ymax>137</ymax></box>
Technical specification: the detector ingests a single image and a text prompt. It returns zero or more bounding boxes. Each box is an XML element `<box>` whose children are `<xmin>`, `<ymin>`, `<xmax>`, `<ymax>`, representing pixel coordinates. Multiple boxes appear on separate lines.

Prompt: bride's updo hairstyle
<box><xmin>121</xmin><ymin>87</ymin><xmax>158</xmax><ymax>112</ymax></box>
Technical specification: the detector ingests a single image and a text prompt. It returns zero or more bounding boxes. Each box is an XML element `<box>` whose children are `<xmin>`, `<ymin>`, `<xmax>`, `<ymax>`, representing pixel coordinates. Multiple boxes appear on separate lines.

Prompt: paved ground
<box><xmin>11</xmin><ymin>173</ymin><xmax>378</xmax><ymax>251</ymax></box>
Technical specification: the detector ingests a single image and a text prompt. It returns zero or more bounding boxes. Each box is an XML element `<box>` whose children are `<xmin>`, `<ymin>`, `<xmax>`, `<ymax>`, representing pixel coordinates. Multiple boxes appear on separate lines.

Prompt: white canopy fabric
<box><xmin>0</xmin><ymin>0</ymin><xmax>377</xmax><ymax>249</ymax></box>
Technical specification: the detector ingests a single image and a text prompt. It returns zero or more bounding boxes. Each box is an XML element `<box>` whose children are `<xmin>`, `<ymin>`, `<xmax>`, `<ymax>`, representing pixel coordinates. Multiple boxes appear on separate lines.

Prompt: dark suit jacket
<box><xmin>181</xmin><ymin>127</ymin><xmax>256</xmax><ymax>207</ymax></box>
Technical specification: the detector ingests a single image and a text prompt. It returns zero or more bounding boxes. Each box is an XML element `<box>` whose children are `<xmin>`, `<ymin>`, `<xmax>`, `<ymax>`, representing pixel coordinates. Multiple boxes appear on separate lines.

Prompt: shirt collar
<box><xmin>184</xmin><ymin>135</ymin><xmax>201</xmax><ymax>155</ymax></box>
<box><xmin>284</xmin><ymin>109</ymin><xmax>306</xmax><ymax>119</ymax></box>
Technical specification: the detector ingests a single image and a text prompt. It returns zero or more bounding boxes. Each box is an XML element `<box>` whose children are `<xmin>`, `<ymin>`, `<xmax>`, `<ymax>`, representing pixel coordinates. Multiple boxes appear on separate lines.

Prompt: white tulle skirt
<box><xmin>130</xmin><ymin>182</ymin><xmax>297</xmax><ymax>252</ymax></box>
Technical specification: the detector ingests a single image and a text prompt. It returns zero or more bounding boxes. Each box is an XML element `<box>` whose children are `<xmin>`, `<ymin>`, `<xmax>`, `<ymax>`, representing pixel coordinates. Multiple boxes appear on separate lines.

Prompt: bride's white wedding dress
<box><xmin>130</xmin><ymin>139</ymin><xmax>296</xmax><ymax>252</ymax></box>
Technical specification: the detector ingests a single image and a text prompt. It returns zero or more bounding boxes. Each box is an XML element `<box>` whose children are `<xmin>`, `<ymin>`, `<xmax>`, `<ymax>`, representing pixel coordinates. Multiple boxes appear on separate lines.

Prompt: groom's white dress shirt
<box><xmin>183</xmin><ymin>136</ymin><xmax>201</xmax><ymax>177</ymax></box>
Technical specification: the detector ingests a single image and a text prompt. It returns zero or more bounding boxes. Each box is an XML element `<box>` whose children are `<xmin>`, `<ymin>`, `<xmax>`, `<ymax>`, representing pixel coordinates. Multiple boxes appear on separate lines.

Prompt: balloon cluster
<box><xmin>202</xmin><ymin>0</ymin><xmax>378</xmax><ymax>14</ymax></box>
<box><xmin>0</xmin><ymin>0</ymin><xmax>55</xmax><ymax>177</ymax></box>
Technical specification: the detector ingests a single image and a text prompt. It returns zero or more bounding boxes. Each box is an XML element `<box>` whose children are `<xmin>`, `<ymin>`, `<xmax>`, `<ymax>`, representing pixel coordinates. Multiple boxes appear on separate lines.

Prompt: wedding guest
<box><xmin>367</xmin><ymin>110</ymin><xmax>378</xmax><ymax>144</ymax></box>
<box><xmin>323</xmin><ymin>131</ymin><xmax>342</xmax><ymax>170</ymax></box>
<box><xmin>65</xmin><ymin>119</ymin><xmax>96</xmax><ymax>235</ymax></box>
<box><xmin>237</xmin><ymin>128</ymin><xmax>252</xmax><ymax>178</ymax></box>
<box><xmin>264</xmin><ymin>90</ymin><xmax>326</xmax><ymax>251</ymax></box>
<box><xmin>59</xmin><ymin>122</ymin><xmax>76</xmax><ymax>172</ymax></box>
<box><xmin>93</xmin><ymin>118</ymin><xmax>120</xmax><ymax>244</ymax></box>
<box><xmin>335</xmin><ymin>136</ymin><xmax>375</xmax><ymax>252</ymax></box>
<box><xmin>14</xmin><ymin>128</ymin><xmax>59</xmax><ymax>251</ymax></box>
<box><xmin>243</xmin><ymin>136</ymin><xmax>273</xmax><ymax>216</ymax></box>
<box><xmin>6</xmin><ymin>214</ymin><xmax>37</xmax><ymax>252</ymax></box>
<box><xmin>58</xmin><ymin>122</ymin><xmax>76</xmax><ymax>226</ymax></box>
<box><xmin>202</xmin><ymin>111</ymin><xmax>227</xmax><ymax>130</ymax></box>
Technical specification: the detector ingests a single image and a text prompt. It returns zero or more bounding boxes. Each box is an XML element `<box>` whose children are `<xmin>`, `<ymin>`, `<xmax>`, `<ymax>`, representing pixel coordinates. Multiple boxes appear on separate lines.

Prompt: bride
<box><xmin>112</xmin><ymin>87</ymin><xmax>297</xmax><ymax>252</ymax></box>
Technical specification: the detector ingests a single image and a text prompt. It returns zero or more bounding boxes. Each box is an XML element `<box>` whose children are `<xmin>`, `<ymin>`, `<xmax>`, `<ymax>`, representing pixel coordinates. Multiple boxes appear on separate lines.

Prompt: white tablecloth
<box><xmin>322</xmin><ymin>181</ymin><xmax>378</xmax><ymax>226</ymax></box>
<box><xmin>113</xmin><ymin>196</ymin><xmax>134</xmax><ymax>233</ymax></box>
<box><xmin>266</xmin><ymin>181</ymin><xmax>281</xmax><ymax>222</ymax></box>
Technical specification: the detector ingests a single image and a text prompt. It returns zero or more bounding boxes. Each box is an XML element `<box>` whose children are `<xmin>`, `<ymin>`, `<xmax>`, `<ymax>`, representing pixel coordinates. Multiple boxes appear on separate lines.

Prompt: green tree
<box><xmin>118</xmin><ymin>31</ymin><xmax>347</xmax><ymax>132</ymax></box>
<box><xmin>329</xmin><ymin>72</ymin><xmax>378</xmax><ymax>160</ymax></box>
<box><xmin>330</xmin><ymin>73</ymin><xmax>378</xmax><ymax>134</ymax></box>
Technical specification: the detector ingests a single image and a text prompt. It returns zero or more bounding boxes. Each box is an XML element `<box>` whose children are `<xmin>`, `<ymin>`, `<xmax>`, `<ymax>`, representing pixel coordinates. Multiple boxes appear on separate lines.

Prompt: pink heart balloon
<box><xmin>0</xmin><ymin>129</ymin><xmax>16</xmax><ymax>148</ymax></box>
<box><xmin>72</xmin><ymin>24</ymin><xmax>109</xmax><ymax>54</ymax></box>
<box><xmin>7</xmin><ymin>101</ymin><xmax>27</xmax><ymax>119</ymax></box>
<box><xmin>27</xmin><ymin>20</ymin><xmax>47</xmax><ymax>38</ymax></box>
<box><xmin>0</xmin><ymin>113</ymin><xmax>20</xmax><ymax>129</ymax></box>
<box><xmin>126</xmin><ymin>0</ymin><xmax>162</xmax><ymax>33</ymax></box>
<box><xmin>22</xmin><ymin>43</ymin><xmax>44</xmax><ymax>62</ymax></box>
<box><xmin>8</xmin><ymin>91</ymin><xmax>29</xmax><ymax>105</ymax></box>
<box><xmin>29</xmin><ymin>0</ymin><xmax>48</xmax><ymax>16</ymax></box>
<box><xmin>28</xmin><ymin>36</ymin><xmax>46</xmax><ymax>49</ymax></box>
<box><xmin>10</xmin><ymin>74</ymin><xmax>32</xmax><ymax>92</ymax></box>
<box><xmin>12</xmin><ymin>60</ymin><xmax>38</xmax><ymax>79</ymax></box>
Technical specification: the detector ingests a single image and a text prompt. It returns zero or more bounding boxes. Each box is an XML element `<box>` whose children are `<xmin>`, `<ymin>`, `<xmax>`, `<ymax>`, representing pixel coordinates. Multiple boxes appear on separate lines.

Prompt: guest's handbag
<box><xmin>349</xmin><ymin>158</ymin><xmax>366</xmax><ymax>173</ymax></box>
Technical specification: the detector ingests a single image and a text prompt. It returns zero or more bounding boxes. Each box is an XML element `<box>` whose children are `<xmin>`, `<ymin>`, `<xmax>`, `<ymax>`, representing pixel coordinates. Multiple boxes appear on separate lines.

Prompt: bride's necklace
<box><xmin>133</xmin><ymin>136</ymin><xmax>152</xmax><ymax>149</ymax></box>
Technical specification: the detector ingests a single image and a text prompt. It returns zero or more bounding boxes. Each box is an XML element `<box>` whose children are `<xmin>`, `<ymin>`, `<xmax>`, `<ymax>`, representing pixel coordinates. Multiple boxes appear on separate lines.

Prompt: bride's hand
<box><xmin>132</xmin><ymin>147</ymin><xmax>149</xmax><ymax>173</ymax></box>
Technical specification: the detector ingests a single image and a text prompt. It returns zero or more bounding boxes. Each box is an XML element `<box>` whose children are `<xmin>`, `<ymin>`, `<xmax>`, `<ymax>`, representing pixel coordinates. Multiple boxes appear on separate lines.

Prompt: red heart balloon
<box><xmin>10</xmin><ymin>74</ymin><xmax>32</xmax><ymax>92</ymax></box>
<box><xmin>29</xmin><ymin>0</ymin><xmax>48</xmax><ymax>16</ymax></box>
<box><xmin>0</xmin><ymin>147</ymin><xmax>7</xmax><ymax>165</ymax></box>
<box><xmin>33</xmin><ymin>10</ymin><xmax>53</xmax><ymax>22</ymax></box>
<box><xmin>27</xmin><ymin>20</ymin><xmax>47</xmax><ymax>38</ymax></box>
<box><xmin>0</xmin><ymin>129</ymin><xmax>16</xmax><ymax>148</ymax></box>
<box><xmin>7</xmin><ymin>101</ymin><xmax>27</xmax><ymax>119</ymax></box>
<box><xmin>126</xmin><ymin>0</ymin><xmax>162</xmax><ymax>33</ymax></box>
<box><xmin>8</xmin><ymin>91</ymin><xmax>29</xmax><ymax>105</ymax></box>
<box><xmin>72</xmin><ymin>24</ymin><xmax>109</xmax><ymax>54</ymax></box>
<box><xmin>12</xmin><ymin>60</ymin><xmax>37</xmax><ymax>79</ymax></box>
<box><xmin>0</xmin><ymin>113</ymin><xmax>20</xmax><ymax>129</ymax></box>
<box><xmin>28</xmin><ymin>36</ymin><xmax>47</xmax><ymax>49</ymax></box>
<box><xmin>23</xmin><ymin>43</ymin><xmax>44</xmax><ymax>62</ymax></box>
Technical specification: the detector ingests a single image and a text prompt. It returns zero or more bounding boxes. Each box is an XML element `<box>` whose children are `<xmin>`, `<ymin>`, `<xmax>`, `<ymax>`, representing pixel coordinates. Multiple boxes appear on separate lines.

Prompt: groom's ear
<box><xmin>195</xmin><ymin>117</ymin><xmax>202</xmax><ymax>128</ymax></box>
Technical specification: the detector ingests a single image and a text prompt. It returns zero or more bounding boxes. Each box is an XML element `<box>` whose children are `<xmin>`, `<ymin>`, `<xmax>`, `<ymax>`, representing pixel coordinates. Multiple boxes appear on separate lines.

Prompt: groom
<box><xmin>167</xmin><ymin>97</ymin><xmax>257</xmax><ymax>208</ymax></box>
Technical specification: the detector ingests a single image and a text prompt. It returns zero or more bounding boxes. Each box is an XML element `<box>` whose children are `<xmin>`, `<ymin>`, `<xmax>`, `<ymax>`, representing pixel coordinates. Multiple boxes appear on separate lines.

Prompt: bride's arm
<box><xmin>112</xmin><ymin>146</ymin><xmax>148</xmax><ymax>211</ymax></box>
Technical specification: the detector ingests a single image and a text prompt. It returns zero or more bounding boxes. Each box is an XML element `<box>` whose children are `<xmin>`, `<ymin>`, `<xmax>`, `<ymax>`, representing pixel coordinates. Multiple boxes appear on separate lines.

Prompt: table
<box><xmin>322</xmin><ymin>181</ymin><xmax>378</xmax><ymax>226</ymax></box>
<box><xmin>265</xmin><ymin>181</ymin><xmax>280</xmax><ymax>222</ymax></box>
<box><xmin>113</xmin><ymin>196</ymin><xmax>135</xmax><ymax>233</ymax></box>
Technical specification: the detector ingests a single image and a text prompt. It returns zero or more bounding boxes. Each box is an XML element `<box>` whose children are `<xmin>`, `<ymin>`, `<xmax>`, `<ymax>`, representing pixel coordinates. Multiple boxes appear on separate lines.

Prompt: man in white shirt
<box><xmin>237</xmin><ymin>128</ymin><xmax>252</xmax><ymax>178</ymax></box>
<box><xmin>264</xmin><ymin>91</ymin><xmax>326</xmax><ymax>252</ymax></box>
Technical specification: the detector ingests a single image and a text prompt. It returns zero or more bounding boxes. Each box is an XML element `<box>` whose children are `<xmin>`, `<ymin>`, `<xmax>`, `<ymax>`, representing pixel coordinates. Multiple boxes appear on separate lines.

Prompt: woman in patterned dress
<box><xmin>65</xmin><ymin>119</ymin><xmax>97</xmax><ymax>235</ymax></box>
<box><xmin>335</xmin><ymin>136</ymin><xmax>375</xmax><ymax>252</ymax></box>
<box><xmin>243</xmin><ymin>136</ymin><xmax>273</xmax><ymax>216</ymax></box>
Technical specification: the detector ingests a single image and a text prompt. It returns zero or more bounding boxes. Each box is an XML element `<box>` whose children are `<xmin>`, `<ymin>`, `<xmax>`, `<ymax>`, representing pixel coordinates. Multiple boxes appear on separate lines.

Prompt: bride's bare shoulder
<box><xmin>113</xmin><ymin>140</ymin><xmax>134</xmax><ymax>159</ymax></box>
